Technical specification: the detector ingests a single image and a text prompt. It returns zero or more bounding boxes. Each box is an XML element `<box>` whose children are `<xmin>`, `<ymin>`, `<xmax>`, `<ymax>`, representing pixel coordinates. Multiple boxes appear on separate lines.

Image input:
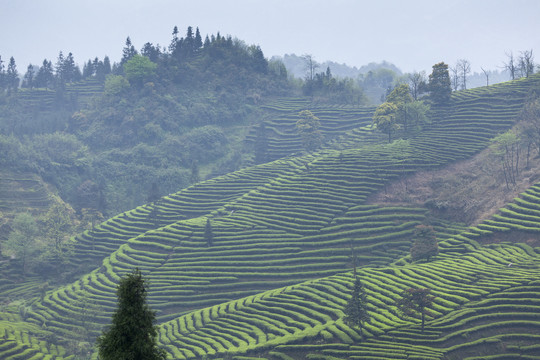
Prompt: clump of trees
<box><xmin>503</xmin><ymin>50</ymin><xmax>536</xmax><ymax>80</ymax></box>
<box><xmin>0</xmin><ymin>197</ymin><xmax>80</xmax><ymax>278</ymax></box>
<box><xmin>300</xmin><ymin>54</ymin><xmax>366</xmax><ymax>104</ymax></box>
<box><xmin>0</xmin><ymin>56</ymin><xmax>20</xmax><ymax>93</ymax></box>
<box><xmin>373</xmin><ymin>83</ymin><xmax>430</xmax><ymax>142</ymax></box>
<box><xmin>488</xmin><ymin>92</ymin><xmax>540</xmax><ymax>190</ymax></box>
<box><xmin>1</xmin><ymin>25</ymin><xmax>295</xmax><ymax>215</ymax></box>
<box><xmin>2</xmin><ymin>213</ymin><xmax>38</xmax><ymax>275</ymax></box>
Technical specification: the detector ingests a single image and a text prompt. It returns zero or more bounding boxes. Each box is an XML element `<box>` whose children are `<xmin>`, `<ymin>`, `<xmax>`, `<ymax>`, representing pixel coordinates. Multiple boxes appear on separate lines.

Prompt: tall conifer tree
<box><xmin>97</xmin><ymin>268</ymin><xmax>166</xmax><ymax>360</ymax></box>
<box><xmin>344</xmin><ymin>277</ymin><xmax>370</xmax><ymax>338</ymax></box>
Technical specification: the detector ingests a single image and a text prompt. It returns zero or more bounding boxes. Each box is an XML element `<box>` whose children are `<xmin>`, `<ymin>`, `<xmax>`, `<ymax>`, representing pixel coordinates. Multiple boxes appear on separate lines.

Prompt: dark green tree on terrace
<box><xmin>428</xmin><ymin>62</ymin><xmax>451</xmax><ymax>105</ymax></box>
<box><xmin>397</xmin><ymin>287</ymin><xmax>435</xmax><ymax>333</ymax></box>
<box><xmin>410</xmin><ymin>224</ymin><xmax>438</xmax><ymax>262</ymax></box>
<box><xmin>344</xmin><ymin>277</ymin><xmax>370</xmax><ymax>339</ymax></box>
<box><xmin>296</xmin><ymin>110</ymin><xmax>322</xmax><ymax>151</ymax></box>
<box><xmin>204</xmin><ymin>218</ymin><xmax>213</xmax><ymax>247</ymax></box>
<box><xmin>97</xmin><ymin>268</ymin><xmax>166</xmax><ymax>360</ymax></box>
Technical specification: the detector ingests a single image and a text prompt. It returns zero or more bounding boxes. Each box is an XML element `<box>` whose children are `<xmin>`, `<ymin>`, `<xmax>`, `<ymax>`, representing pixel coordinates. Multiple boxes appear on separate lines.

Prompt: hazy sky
<box><xmin>1</xmin><ymin>0</ymin><xmax>539</xmax><ymax>74</ymax></box>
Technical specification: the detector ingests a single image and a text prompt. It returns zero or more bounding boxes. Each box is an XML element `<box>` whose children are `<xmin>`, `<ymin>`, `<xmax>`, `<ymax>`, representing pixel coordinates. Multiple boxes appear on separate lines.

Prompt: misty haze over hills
<box><xmin>276</xmin><ymin>53</ymin><xmax>513</xmax><ymax>89</ymax></box>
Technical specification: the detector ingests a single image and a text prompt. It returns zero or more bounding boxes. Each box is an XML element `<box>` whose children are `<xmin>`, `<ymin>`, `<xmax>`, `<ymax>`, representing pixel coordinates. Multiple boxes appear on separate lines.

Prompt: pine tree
<box><xmin>6</xmin><ymin>56</ymin><xmax>19</xmax><ymax>92</ymax></box>
<box><xmin>0</xmin><ymin>55</ymin><xmax>5</xmax><ymax>90</ymax></box>
<box><xmin>204</xmin><ymin>35</ymin><xmax>211</xmax><ymax>48</ymax></box>
<box><xmin>82</xmin><ymin>59</ymin><xmax>94</xmax><ymax>78</ymax></box>
<box><xmin>97</xmin><ymin>268</ymin><xmax>166</xmax><ymax>360</ymax></box>
<box><xmin>121</xmin><ymin>37</ymin><xmax>137</xmax><ymax>64</ymax></box>
<box><xmin>185</xmin><ymin>26</ymin><xmax>195</xmax><ymax>54</ymax></box>
<box><xmin>55</xmin><ymin>51</ymin><xmax>65</xmax><ymax>84</ymax></box>
<box><xmin>169</xmin><ymin>26</ymin><xmax>179</xmax><ymax>53</ymax></box>
<box><xmin>103</xmin><ymin>56</ymin><xmax>112</xmax><ymax>75</ymax></box>
<box><xmin>194</xmin><ymin>27</ymin><xmax>203</xmax><ymax>50</ymax></box>
<box><xmin>35</xmin><ymin>59</ymin><xmax>54</xmax><ymax>88</ymax></box>
<box><xmin>190</xmin><ymin>161</ymin><xmax>200</xmax><ymax>184</ymax></box>
<box><xmin>204</xmin><ymin>218</ymin><xmax>213</xmax><ymax>247</ymax></box>
<box><xmin>344</xmin><ymin>277</ymin><xmax>370</xmax><ymax>338</ymax></box>
<box><xmin>22</xmin><ymin>64</ymin><xmax>35</xmax><ymax>89</ymax></box>
<box><xmin>254</xmin><ymin>122</ymin><xmax>268</xmax><ymax>164</ymax></box>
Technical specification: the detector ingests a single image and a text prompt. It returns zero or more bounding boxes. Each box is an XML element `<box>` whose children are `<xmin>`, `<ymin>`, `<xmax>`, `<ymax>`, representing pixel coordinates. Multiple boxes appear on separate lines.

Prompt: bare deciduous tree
<box><xmin>481</xmin><ymin>67</ymin><xmax>489</xmax><ymax>86</ymax></box>
<box><xmin>408</xmin><ymin>71</ymin><xmax>426</xmax><ymax>100</ymax></box>
<box><xmin>518</xmin><ymin>50</ymin><xmax>535</xmax><ymax>78</ymax></box>
<box><xmin>503</xmin><ymin>52</ymin><xmax>517</xmax><ymax>80</ymax></box>
<box><xmin>457</xmin><ymin>59</ymin><xmax>471</xmax><ymax>90</ymax></box>
<box><xmin>449</xmin><ymin>65</ymin><xmax>460</xmax><ymax>91</ymax></box>
<box><xmin>301</xmin><ymin>54</ymin><xmax>319</xmax><ymax>81</ymax></box>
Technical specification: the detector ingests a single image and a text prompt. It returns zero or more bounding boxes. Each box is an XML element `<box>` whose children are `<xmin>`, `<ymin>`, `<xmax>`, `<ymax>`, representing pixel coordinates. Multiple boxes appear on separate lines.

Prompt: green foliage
<box><xmin>397</xmin><ymin>287</ymin><xmax>435</xmax><ymax>332</ymax></box>
<box><xmin>0</xmin><ymin>134</ymin><xmax>27</xmax><ymax>168</ymax></box>
<box><xmin>104</xmin><ymin>74</ymin><xmax>129</xmax><ymax>96</ymax></box>
<box><xmin>30</xmin><ymin>132</ymin><xmax>90</xmax><ymax>170</ymax></box>
<box><xmin>302</xmin><ymin>67</ymin><xmax>365</xmax><ymax>104</ymax></box>
<box><xmin>386</xmin><ymin>83</ymin><xmax>413</xmax><ymax>105</ymax></box>
<box><xmin>372</xmin><ymin>102</ymin><xmax>398</xmax><ymax>142</ymax></box>
<box><xmin>296</xmin><ymin>110</ymin><xmax>322</xmax><ymax>151</ymax></box>
<box><xmin>410</xmin><ymin>224</ymin><xmax>438</xmax><ymax>262</ymax></box>
<box><xmin>96</xmin><ymin>268</ymin><xmax>166</xmax><ymax>360</ymax></box>
<box><xmin>384</xmin><ymin>84</ymin><xmax>430</xmax><ymax>135</ymax></box>
<box><xmin>40</xmin><ymin>200</ymin><xmax>76</xmax><ymax>272</ymax></box>
<box><xmin>2</xmin><ymin>213</ymin><xmax>39</xmax><ymax>274</ymax></box>
<box><xmin>428</xmin><ymin>62</ymin><xmax>452</xmax><ymax>105</ymax></box>
<box><xmin>401</xmin><ymin>100</ymin><xmax>430</xmax><ymax>132</ymax></box>
<box><xmin>343</xmin><ymin>278</ymin><xmax>369</xmax><ymax>337</ymax></box>
<box><xmin>123</xmin><ymin>54</ymin><xmax>157</xmax><ymax>87</ymax></box>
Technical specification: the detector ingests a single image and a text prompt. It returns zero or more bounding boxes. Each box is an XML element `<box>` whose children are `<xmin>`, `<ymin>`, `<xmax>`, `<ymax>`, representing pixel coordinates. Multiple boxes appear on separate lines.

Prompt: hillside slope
<box><xmin>0</xmin><ymin>75</ymin><xmax>539</xmax><ymax>360</ymax></box>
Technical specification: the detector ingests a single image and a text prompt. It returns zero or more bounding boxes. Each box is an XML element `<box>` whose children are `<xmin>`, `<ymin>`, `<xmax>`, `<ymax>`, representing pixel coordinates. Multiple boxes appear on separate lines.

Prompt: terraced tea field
<box><xmin>1</xmin><ymin>75</ymin><xmax>540</xmax><ymax>359</ymax></box>
<box><xmin>16</xmin><ymin>78</ymin><xmax>104</xmax><ymax>112</ymax></box>
<box><xmin>246</xmin><ymin>100</ymin><xmax>380</xmax><ymax>161</ymax></box>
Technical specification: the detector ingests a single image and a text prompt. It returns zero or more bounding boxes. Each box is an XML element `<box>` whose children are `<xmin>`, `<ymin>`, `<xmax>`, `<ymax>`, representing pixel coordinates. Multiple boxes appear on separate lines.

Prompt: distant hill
<box><xmin>275</xmin><ymin>53</ymin><xmax>402</xmax><ymax>79</ymax></box>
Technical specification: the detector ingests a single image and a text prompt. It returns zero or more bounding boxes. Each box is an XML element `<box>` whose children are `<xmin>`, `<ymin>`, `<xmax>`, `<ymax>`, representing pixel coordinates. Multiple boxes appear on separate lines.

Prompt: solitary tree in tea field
<box><xmin>96</xmin><ymin>268</ymin><xmax>166</xmax><ymax>360</ymax></box>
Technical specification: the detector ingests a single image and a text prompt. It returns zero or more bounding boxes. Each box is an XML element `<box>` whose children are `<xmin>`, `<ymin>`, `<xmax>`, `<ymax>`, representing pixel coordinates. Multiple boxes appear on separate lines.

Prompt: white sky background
<box><xmin>1</xmin><ymin>0</ymin><xmax>539</xmax><ymax>74</ymax></box>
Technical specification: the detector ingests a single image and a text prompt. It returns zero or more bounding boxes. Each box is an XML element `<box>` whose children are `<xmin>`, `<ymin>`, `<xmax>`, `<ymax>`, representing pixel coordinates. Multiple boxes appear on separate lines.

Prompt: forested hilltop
<box><xmin>2</xmin><ymin>26</ymin><xmax>540</xmax><ymax>360</ymax></box>
<box><xmin>0</xmin><ymin>27</ymin><xmax>288</xmax><ymax>216</ymax></box>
